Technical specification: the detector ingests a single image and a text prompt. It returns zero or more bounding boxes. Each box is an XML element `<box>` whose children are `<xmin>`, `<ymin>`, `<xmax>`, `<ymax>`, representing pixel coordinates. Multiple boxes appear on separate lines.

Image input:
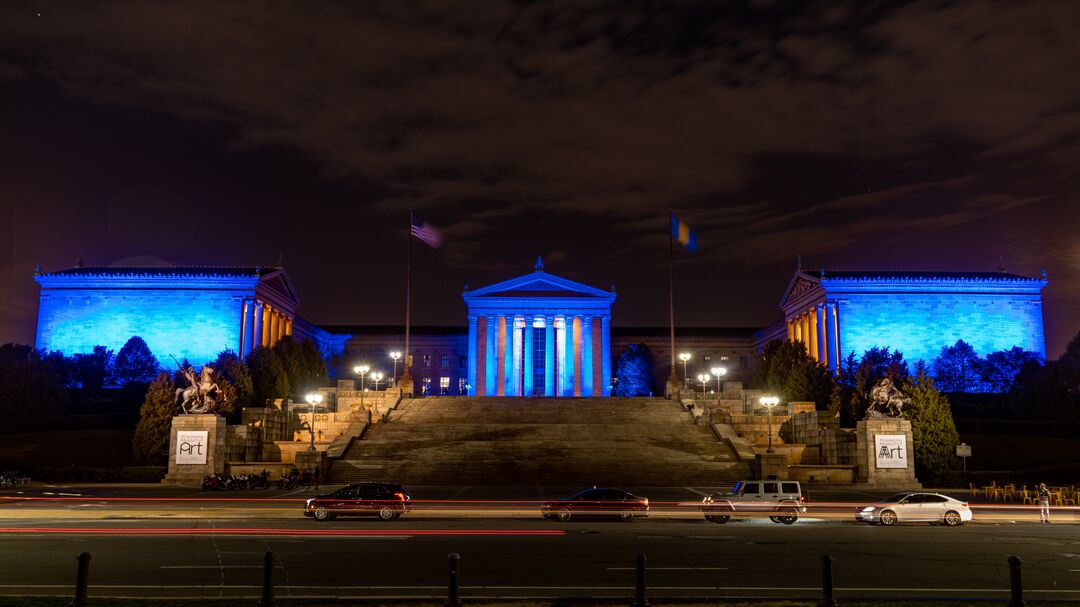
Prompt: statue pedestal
<box><xmin>856</xmin><ymin>418</ymin><xmax>919</xmax><ymax>489</ymax></box>
<box><xmin>163</xmin><ymin>414</ymin><xmax>227</xmax><ymax>485</ymax></box>
<box><xmin>398</xmin><ymin>371</ymin><xmax>415</xmax><ymax>397</ymax></box>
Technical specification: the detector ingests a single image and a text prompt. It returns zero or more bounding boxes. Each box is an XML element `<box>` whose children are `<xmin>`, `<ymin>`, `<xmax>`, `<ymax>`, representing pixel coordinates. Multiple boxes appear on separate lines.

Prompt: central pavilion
<box><xmin>462</xmin><ymin>259</ymin><xmax>616</xmax><ymax>397</ymax></box>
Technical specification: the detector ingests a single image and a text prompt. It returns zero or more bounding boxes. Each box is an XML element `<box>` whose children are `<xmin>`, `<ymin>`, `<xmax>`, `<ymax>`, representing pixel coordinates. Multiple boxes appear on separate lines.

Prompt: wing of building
<box><xmin>33</xmin><ymin>265</ymin><xmax>336</xmax><ymax>368</ymax></box>
<box><xmin>778</xmin><ymin>269</ymin><xmax>1049</xmax><ymax>370</ymax></box>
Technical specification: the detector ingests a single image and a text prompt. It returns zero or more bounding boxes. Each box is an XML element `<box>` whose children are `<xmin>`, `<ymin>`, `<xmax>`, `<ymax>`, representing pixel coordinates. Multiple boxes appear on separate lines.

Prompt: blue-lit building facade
<box><xmin>779</xmin><ymin>270</ymin><xmax>1048</xmax><ymax>370</ymax></box>
<box><xmin>461</xmin><ymin>261</ymin><xmax>616</xmax><ymax>397</ymax></box>
<box><xmin>33</xmin><ymin>266</ymin><xmax>321</xmax><ymax>368</ymax></box>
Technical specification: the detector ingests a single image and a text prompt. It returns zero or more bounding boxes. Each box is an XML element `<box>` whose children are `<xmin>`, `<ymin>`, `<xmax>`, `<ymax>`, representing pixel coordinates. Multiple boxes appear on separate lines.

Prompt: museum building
<box><xmin>32</xmin><ymin>262</ymin><xmax>1049</xmax><ymax>394</ymax></box>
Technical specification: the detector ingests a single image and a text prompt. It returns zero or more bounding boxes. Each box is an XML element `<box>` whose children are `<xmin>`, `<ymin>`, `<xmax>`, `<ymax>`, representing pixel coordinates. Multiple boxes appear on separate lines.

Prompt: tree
<box><xmin>132</xmin><ymin>372</ymin><xmax>178</xmax><ymax>465</ymax></box>
<box><xmin>839</xmin><ymin>346</ymin><xmax>908</xmax><ymax>426</ymax></box>
<box><xmin>270</xmin><ymin>336</ymin><xmax>328</xmax><ymax>401</ymax></box>
<box><xmin>903</xmin><ymin>370</ymin><xmax>960</xmax><ymax>484</ymax></box>
<box><xmin>247</xmin><ymin>347</ymin><xmax>290</xmax><ymax>406</ymax></box>
<box><xmin>752</xmin><ymin>340</ymin><xmax>833</xmax><ymax>408</ymax></box>
<box><xmin>613</xmin><ymin>343</ymin><xmax>655</xmax><ymax>396</ymax></box>
<box><xmin>72</xmin><ymin>345</ymin><xmax>114</xmax><ymax>391</ymax></box>
<box><xmin>211</xmin><ymin>350</ymin><xmax>253</xmax><ymax>419</ymax></box>
<box><xmin>980</xmin><ymin>347</ymin><xmax>1043</xmax><ymax>392</ymax></box>
<box><xmin>932</xmin><ymin>340</ymin><xmax>982</xmax><ymax>393</ymax></box>
<box><xmin>0</xmin><ymin>343</ymin><xmax>68</xmax><ymax>418</ymax></box>
<box><xmin>112</xmin><ymin>336</ymin><xmax>160</xmax><ymax>388</ymax></box>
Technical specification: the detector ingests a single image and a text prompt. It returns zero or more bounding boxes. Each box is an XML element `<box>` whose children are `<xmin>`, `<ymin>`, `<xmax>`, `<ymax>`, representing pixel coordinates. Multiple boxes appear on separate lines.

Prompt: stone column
<box><xmin>261</xmin><ymin>304</ymin><xmax>271</xmax><ymax>347</ymax></box>
<box><xmin>285</xmin><ymin>317</ymin><xmax>293</xmax><ymax>337</ymax></box>
<box><xmin>801</xmin><ymin>314</ymin><xmax>810</xmax><ymax>352</ymax></box>
<box><xmin>825</xmin><ymin>302</ymin><xmax>838</xmax><ymax>373</ymax></box>
<box><xmin>582</xmin><ymin>316</ymin><xmax>594</xmax><ymax>396</ymax></box>
<box><xmin>544</xmin><ymin>315</ymin><xmax>555</xmax><ymax>397</ymax></box>
<box><xmin>523</xmin><ymin>315</ymin><xmax>534</xmax><ymax>396</ymax></box>
<box><xmin>239</xmin><ymin>300</ymin><xmax>250</xmax><ymax>358</ymax></box>
<box><xmin>497</xmin><ymin>314</ymin><xmax>507</xmax><ymax>397</ymax></box>
<box><xmin>511</xmin><ymin>316</ymin><xmax>523</xmax><ymax>396</ymax></box>
<box><xmin>787</xmin><ymin>319</ymin><xmax>795</xmax><ymax>342</ymax></box>
<box><xmin>559</xmin><ymin>316</ymin><xmax>571</xmax><ymax>396</ymax></box>
<box><xmin>808</xmin><ymin>307</ymin><xmax>819</xmax><ymax>362</ymax></box>
<box><xmin>601</xmin><ymin>316</ymin><xmax>612</xmax><ymax>396</ymax></box>
<box><xmin>467</xmin><ymin>314</ymin><xmax>478</xmax><ymax>396</ymax></box>
<box><xmin>816</xmin><ymin>304</ymin><xmax>827</xmax><ymax>363</ymax></box>
<box><xmin>833</xmin><ymin>302</ymin><xmax>843</xmax><ymax>369</ymax></box>
<box><xmin>251</xmin><ymin>301</ymin><xmax>263</xmax><ymax>352</ymax></box>
<box><xmin>573</xmin><ymin>315</ymin><xmax>583</xmax><ymax>397</ymax></box>
<box><xmin>485</xmin><ymin>314</ymin><xmax>497</xmax><ymax>396</ymax></box>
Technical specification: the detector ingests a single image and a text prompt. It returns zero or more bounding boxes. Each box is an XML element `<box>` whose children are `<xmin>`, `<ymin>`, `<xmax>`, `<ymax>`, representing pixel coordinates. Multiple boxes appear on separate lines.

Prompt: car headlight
<box><xmin>861</xmin><ymin>506</ymin><xmax>876</xmax><ymax>512</ymax></box>
<box><xmin>305</xmin><ymin>499</ymin><xmax>314</xmax><ymax>508</ymax></box>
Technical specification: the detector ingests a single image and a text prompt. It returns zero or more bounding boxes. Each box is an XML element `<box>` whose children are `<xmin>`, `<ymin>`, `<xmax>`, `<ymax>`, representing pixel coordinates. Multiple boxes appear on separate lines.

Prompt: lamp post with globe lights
<box><xmin>371</xmin><ymin>371</ymin><xmax>384</xmax><ymax>391</ymax></box>
<box><xmin>354</xmin><ymin>365</ymin><xmax>369</xmax><ymax>407</ymax></box>
<box><xmin>389</xmin><ymin>352</ymin><xmax>401</xmax><ymax>386</ymax></box>
<box><xmin>303</xmin><ymin>392</ymin><xmax>323</xmax><ymax>452</ymax></box>
<box><xmin>678</xmin><ymin>352</ymin><xmax>691</xmax><ymax>388</ymax></box>
<box><xmin>710</xmin><ymin>366</ymin><xmax>727</xmax><ymax>394</ymax></box>
<box><xmin>759</xmin><ymin>395</ymin><xmax>781</xmax><ymax>453</ymax></box>
<box><xmin>696</xmin><ymin>373</ymin><xmax>710</xmax><ymax>399</ymax></box>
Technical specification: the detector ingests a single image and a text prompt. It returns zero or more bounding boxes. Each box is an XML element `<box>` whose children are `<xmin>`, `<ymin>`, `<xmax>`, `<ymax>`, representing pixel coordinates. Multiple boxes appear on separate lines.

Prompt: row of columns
<box><xmin>239</xmin><ymin>299</ymin><xmax>293</xmax><ymax>359</ymax></box>
<box><xmin>787</xmin><ymin>301</ymin><xmax>841</xmax><ymax>372</ymax></box>
<box><xmin>468</xmin><ymin>313</ymin><xmax>611</xmax><ymax>397</ymax></box>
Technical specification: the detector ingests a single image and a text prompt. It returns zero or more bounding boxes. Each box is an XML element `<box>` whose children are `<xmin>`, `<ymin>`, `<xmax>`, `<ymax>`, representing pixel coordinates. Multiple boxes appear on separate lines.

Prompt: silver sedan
<box><xmin>857</xmin><ymin>492</ymin><xmax>972</xmax><ymax>526</ymax></box>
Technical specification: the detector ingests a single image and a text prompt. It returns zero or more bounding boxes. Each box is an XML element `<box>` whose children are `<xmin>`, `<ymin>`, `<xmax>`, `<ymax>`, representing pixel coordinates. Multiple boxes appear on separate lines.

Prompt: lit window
<box><xmin>421</xmin><ymin>376</ymin><xmax>432</xmax><ymax>395</ymax></box>
<box><xmin>423</xmin><ymin>355</ymin><xmax>431</xmax><ymax>368</ymax></box>
<box><xmin>440</xmin><ymin>376</ymin><xmax>450</xmax><ymax>395</ymax></box>
<box><xmin>458</xmin><ymin>377</ymin><xmax>467</xmax><ymax>393</ymax></box>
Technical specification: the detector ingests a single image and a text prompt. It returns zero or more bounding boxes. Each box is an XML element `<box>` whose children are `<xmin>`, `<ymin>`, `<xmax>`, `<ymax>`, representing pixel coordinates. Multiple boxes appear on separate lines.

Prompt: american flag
<box><xmin>410</xmin><ymin>215</ymin><xmax>443</xmax><ymax>249</ymax></box>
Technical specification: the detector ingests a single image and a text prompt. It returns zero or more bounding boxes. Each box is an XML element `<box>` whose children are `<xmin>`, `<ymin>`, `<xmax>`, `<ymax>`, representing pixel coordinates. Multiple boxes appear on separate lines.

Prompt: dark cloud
<box><xmin>0</xmin><ymin>0</ymin><xmax>1077</xmax><ymax>355</ymax></box>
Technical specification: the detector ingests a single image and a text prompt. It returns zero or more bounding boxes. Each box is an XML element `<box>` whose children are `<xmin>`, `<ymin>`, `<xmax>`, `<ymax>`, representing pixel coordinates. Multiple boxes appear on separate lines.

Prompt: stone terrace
<box><xmin>327</xmin><ymin>397</ymin><xmax>751</xmax><ymax>485</ymax></box>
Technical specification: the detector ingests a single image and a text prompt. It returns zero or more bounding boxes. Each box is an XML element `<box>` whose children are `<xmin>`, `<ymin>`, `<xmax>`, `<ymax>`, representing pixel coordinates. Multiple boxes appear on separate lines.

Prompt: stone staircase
<box><xmin>327</xmin><ymin>397</ymin><xmax>751</xmax><ymax>485</ymax></box>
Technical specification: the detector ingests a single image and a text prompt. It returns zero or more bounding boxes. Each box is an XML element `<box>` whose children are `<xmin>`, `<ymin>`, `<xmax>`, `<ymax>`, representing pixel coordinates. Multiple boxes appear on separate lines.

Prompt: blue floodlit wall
<box><xmin>829</xmin><ymin>282</ymin><xmax>1047</xmax><ymax>365</ymax></box>
<box><xmin>35</xmin><ymin>273</ymin><xmax>260</xmax><ymax>368</ymax></box>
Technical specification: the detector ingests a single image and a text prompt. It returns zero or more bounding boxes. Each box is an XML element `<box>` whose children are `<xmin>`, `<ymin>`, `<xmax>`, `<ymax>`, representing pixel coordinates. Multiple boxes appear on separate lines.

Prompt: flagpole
<box><xmin>402</xmin><ymin>210</ymin><xmax>413</xmax><ymax>395</ymax></box>
<box><xmin>667</xmin><ymin>209</ymin><xmax>678</xmax><ymax>397</ymax></box>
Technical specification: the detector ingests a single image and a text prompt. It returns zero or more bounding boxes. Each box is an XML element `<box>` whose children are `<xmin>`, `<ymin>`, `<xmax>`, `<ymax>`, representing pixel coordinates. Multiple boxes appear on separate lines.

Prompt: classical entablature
<box><xmin>461</xmin><ymin>258</ymin><xmax>616</xmax><ymax>397</ymax></box>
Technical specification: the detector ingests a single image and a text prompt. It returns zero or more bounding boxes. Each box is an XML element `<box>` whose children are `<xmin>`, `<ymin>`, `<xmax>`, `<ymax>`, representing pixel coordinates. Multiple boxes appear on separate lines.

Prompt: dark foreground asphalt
<box><xmin>0</xmin><ymin>483</ymin><xmax>1077</xmax><ymax>602</ymax></box>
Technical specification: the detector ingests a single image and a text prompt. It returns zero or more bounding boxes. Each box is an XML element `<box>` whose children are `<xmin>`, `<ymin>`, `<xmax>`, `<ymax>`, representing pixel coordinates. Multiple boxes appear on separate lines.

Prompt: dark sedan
<box><xmin>303</xmin><ymin>482</ymin><xmax>411</xmax><ymax>521</ymax></box>
<box><xmin>540</xmin><ymin>487</ymin><xmax>649</xmax><ymax>522</ymax></box>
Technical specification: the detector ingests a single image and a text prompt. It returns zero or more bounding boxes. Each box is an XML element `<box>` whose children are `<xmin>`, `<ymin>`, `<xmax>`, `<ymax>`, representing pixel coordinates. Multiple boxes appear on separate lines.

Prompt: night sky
<box><xmin>1</xmin><ymin>2</ymin><xmax>1077</xmax><ymax>357</ymax></box>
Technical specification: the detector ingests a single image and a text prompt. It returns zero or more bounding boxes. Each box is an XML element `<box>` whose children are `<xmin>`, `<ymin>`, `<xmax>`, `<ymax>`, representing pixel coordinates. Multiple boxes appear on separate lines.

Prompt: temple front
<box><xmin>462</xmin><ymin>259</ymin><xmax>616</xmax><ymax>397</ymax></box>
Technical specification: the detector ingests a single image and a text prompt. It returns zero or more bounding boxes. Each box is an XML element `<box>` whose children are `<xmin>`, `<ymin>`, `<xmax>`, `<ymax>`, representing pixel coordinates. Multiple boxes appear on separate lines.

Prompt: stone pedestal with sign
<box><xmin>856</xmin><ymin>418</ymin><xmax>919</xmax><ymax>488</ymax></box>
<box><xmin>163</xmin><ymin>414</ymin><xmax>227</xmax><ymax>485</ymax></box>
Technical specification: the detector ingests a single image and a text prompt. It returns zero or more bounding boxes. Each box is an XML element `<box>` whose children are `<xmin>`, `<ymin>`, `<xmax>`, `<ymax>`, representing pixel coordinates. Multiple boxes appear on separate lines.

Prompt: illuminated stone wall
<box><xmin>36</xmin><ymin>287</ymin><xmax>248</xmax><ymax>368</ymax></box>
<box><xmin>836</xmin><ymin>291</ymin><xmax>1046</xmax><ymax>364</ymax></box>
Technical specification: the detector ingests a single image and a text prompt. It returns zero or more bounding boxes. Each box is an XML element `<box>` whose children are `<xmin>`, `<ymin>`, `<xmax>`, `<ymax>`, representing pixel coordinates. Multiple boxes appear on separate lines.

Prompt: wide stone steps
<box><xmin>327</xmin><ymin>397</ymin><xmax>752</xmax><ymax>485</ymax></box>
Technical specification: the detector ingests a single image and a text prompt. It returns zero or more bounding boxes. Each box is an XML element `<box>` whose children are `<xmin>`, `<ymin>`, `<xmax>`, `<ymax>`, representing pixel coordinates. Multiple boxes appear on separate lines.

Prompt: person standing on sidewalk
<box><xmin>1038</xmin><ymin>482</ymin><xmax>1052</xmax><ymax>523</ymax></box>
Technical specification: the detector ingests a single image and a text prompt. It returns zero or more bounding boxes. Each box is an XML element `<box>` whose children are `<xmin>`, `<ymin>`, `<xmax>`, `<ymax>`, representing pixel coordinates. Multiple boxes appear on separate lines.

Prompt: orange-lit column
<box><xmin>787</xmin><ymin>319</ymin><xmax>795</xmax><ymax>342</ymax></box>
<box><xmin>261</xmin><ymin>305</ymin><xmax>272</xmax><ymax>347</ymax></box>
<box><xmin>496</xmin><ymin>315</ymin><xmax>506</xmax><ymax>396</ymax></box>
<box><xmin>808</xmin><ymin>307</ymin><xmax>819</xmax><ymax>362</ymax></box>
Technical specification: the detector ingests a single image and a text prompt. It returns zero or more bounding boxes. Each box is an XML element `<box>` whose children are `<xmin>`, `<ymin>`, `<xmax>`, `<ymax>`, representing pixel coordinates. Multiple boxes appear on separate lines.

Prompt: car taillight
<box><xmin>799</xmin><ymin>495</ymin><xmax>806</xmax><ymax>503</ymax></box>
<box><xmin>643</xmin><ymin>499</ymin><xmax>649</xmax><ymax>506</ymax></box>
<box><xmin>394</xmin><ymin>492</ymin><xmax>406</xmax><ymax>501</ymax></box>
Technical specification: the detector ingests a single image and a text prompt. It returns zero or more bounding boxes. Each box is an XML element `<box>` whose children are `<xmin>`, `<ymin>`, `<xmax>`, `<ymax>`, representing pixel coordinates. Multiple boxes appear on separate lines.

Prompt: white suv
<box><xmin>702</xmin><ymin>480</ymin><xmax>808</xmax><ymax>525</ymax></box>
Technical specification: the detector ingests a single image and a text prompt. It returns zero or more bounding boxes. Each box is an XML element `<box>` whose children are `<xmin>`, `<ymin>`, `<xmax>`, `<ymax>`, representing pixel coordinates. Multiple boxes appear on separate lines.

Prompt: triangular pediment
<box><xmin>257</xmin><ymin>268</ymin><xmax>302</xmax><ymax>309</ymax></box>
<box><xmin>464</xmin><ymin>270</ymin><xmax>615</xmax><ymax>302</ymax></box>
<box><xmin>779</xmin><ymin>271</ymin><xmax>823</xmax><ymax>308</ymax></box>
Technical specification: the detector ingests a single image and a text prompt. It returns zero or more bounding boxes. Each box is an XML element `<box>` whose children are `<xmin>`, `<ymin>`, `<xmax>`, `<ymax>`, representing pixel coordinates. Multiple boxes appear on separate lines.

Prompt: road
<box><xmin>0</xmin><ymin>484</ymin><xmax>1077</xmax><ymax>601</ymax></box>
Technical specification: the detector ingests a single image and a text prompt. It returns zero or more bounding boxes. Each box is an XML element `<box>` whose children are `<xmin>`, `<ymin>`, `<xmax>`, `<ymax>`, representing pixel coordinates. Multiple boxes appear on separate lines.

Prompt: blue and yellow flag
<box><xmin>670</xmin><ymin>214</ymin><xmax>697</xmax><ymax>252</ymax></box>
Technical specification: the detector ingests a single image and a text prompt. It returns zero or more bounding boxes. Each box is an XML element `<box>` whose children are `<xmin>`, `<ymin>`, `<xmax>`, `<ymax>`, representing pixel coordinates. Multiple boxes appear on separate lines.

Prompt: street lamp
<box><xmin>354</xmin><ymin>365</ymin><xmax>369</xmax><ymax>407</ymax></box>
<box><xmin>696</xmin><ymin>373</ymin><xmax>710</xmax><ymax>399</ymax></box>
<box><xmin>303</xmin><ymin>392</ymin><xmax>323</xmax><ymax>452</ymax></box>
<box><xmin>759</xmin><ymin>395</ymin><xmax>781</xmax><ymax>453</ymax></box>
<box><xmin>371</xmin><ymin>371</ymin><xmax>384</xmax><ymax>391</ymax></box>
<box><xmin>710</xmin><ymin>366</ymin><xmax>727</xmax><ymax>394</ymax></box>
<box><xmin>389</xmin><ymin>351</ymin><xmax>401</xmax><ymax>386</ymax></box>
<box><xmin>678</xmin><ymin>352</ymin><xmax>691</xmax><ymax>388</ymax></box>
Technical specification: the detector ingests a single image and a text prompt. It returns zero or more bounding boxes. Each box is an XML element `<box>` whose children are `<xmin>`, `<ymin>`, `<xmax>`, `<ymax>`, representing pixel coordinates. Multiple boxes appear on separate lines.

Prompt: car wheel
<box><xmin>619</xmin><ymin>511</ymin><xmax>634</xmax><ymax>522</ymax></box>
<box><xmin>943</xmin><ymin>510</ymin><xmax>962</xmax><ymax>526</ymax></box>
<box><xmin>879</xmin><ymin>510</ymin><xmax>897</xmax><ymax>526</ymax></box>
<box><xmin>709</xmin><ymin>515</ymin><xmax>730</xmax><ymax>524</ymax></box>
<box><xmin>378</xmin><ymin>506</ymin><xmax>396</xmax><ymax>521</ymax></box>
<box><xmin>775</xmin><ymin>508</ymin><xmax>799</xmax><ymax>525</ymax></box>
<box><xmin>556</xmin><ymin>509</ymin><xmax>572</xmax><ymax>522</ymax></box>
<box><xmin>313</xmin><ymin>507</ymin><xmax>331</xmax><ymax>521</ymax></box>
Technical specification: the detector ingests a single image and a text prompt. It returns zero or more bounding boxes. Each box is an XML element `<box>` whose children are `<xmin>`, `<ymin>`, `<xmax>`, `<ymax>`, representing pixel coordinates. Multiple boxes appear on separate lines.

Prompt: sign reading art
<box><xmin>874</xmin><ymin>434</ymin><xmax>908</xmax><ymax>469</ymax></box>
<box><xmin>175</xmin><ymin>430</ymin><xmax>209</xmax><ymax>465</ymax></box>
